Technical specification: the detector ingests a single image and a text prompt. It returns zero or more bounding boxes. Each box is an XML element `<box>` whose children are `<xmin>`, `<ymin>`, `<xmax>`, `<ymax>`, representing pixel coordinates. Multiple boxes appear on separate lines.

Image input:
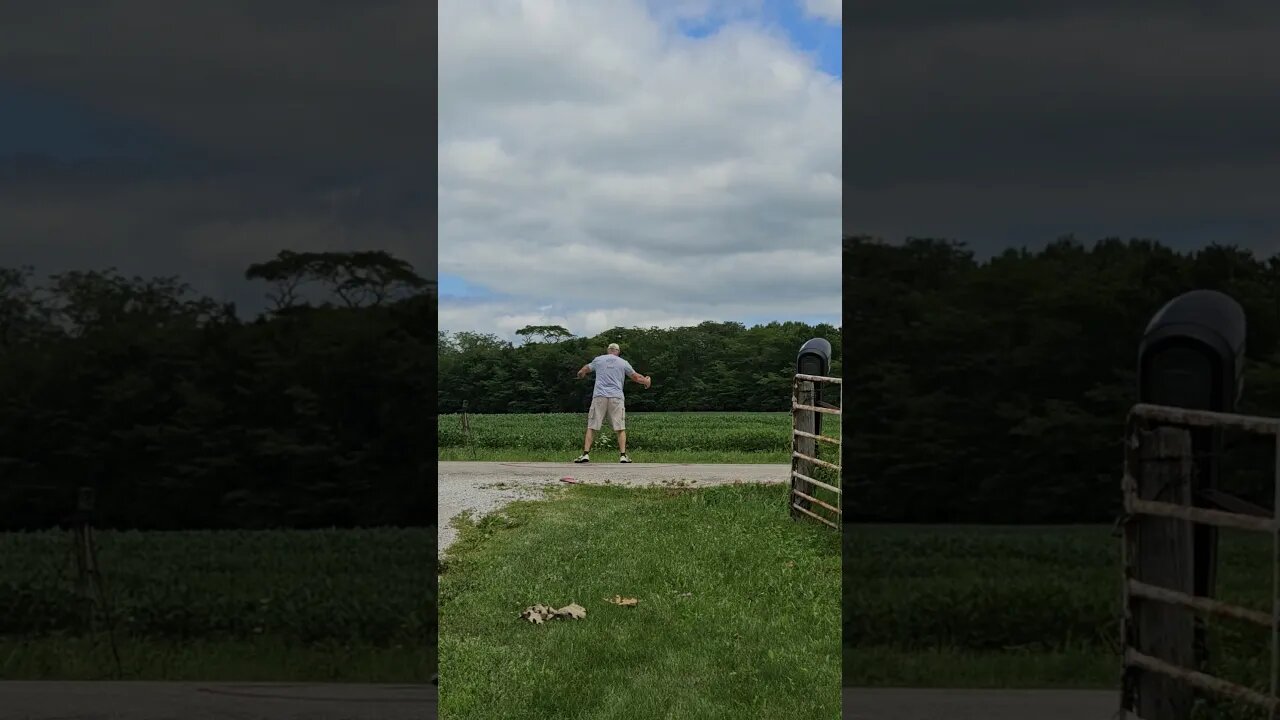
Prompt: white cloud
<box><xmin>801</xmin><ymin>0</ymin><xmax>841</xmax><ymax>26</ymax></box>
<box><xmin>0</xmin><ymin>173</ymin><xmax>426</xmax><ymax>312</ymax></box>
<box><xmin>438</xmin><ymin>0</ymin><xmax>841</xmax><ymax>339</ymax></box>
<box><xmin>438</xmin><ymin>297</ymin><xmax>838</xmax><ymax>343</ymax></box>
<box><xmin>439</xmin><ymin>300</ymin><xmax>713</xmax><ymax>341</ymax></box>
<box><xmin>0</xmin><ymin>3</ymin><xmax>433</xmax><ymax>313</ymax></box>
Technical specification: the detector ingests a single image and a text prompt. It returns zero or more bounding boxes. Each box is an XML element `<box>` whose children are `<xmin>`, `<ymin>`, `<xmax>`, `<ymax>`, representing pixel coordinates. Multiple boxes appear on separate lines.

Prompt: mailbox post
<box><xmin>794</xmin><ymin>338</ymin><xmax>832</xmax><ymax>516</ymax></box>
<box><xmin>1137</xmin><ymin>289</ymin><xmax>1247</xmax><ymax>671</ymax></box>
<box><xmin>797</xmin><ymin>338</ymin><xmax>832</xmax><ymax>431</ymax></box>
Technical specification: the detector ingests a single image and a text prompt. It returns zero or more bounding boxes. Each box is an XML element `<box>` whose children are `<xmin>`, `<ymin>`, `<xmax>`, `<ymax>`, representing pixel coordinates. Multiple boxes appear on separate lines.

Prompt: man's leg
<box><xmin>577</xmin><ymin>399</ymin><xmax>602</xmax><ymax>462</ymax></box>
<box><xmin>612</xmin><ymin>399</ymin><xmax>628</xmax><ymax>460</ymax></box>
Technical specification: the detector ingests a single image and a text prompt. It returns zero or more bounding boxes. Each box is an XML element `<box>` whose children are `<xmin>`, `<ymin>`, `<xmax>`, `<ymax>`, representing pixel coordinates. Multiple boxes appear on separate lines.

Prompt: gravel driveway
<box><xmin>436</xmin><ymin>461</ymin><xmax>788</xmax><ymax>556</ymax></box>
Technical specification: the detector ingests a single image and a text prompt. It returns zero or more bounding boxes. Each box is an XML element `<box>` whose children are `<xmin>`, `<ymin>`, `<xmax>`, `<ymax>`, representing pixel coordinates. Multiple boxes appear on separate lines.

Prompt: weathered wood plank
<box><xmin>1132</xmin><ymin>426</ymin><xmax>1196</xmax><ymax>720</ymax></box>
<box><xmin>1127</xmin><ymin>579</ymin><xmax>1271</xmax><ymax>627</ymax></box>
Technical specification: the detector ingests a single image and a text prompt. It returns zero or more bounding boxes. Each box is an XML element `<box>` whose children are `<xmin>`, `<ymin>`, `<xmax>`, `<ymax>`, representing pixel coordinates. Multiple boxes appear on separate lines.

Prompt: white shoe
<box><xmin>574</xmin><ymin>453</ymin><xmax>590</xmax><ymax>463</ymax></box>
<box><xmin>619</xmin><ymin>454</ymin><xmax>632</xmax><ymax>463</ymax></box>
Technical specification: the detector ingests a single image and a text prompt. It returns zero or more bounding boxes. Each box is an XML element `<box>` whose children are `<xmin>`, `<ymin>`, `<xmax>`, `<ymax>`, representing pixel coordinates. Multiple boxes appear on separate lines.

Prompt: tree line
<box><xmin>438</xmin><ymin>321</ymin><xmax>842</xmax><ymax>415</ymax></box>
<box><xmin>0</xmin><ymin>250</ymin><xmax>432</xmax><ymax>531</ymax></box>
<box><xmin>844</xmin><ymin>235</ymin><xmax>1280</xmax><ymax>523</ymax></box>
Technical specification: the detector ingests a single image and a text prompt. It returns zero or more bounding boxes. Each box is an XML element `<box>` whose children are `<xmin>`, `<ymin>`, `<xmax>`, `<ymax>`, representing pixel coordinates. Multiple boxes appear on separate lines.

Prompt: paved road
<box><xmin>1</xmin><ymin>683</ymin><xmax>1120</xmax><ymax>719</ymax></box>
<box><xmin>843</xmin><ymin>688</ymin><xmax>1121</xmax><ymax>719</ymax></box>
<box><xmin>437</xmin><ymin>461</ymin><xmax>787</xmax><ymax>555</ymax></box>
<box><xmin>0</xmin><ymin>682</ymin><xmax>436</xmax><ymax>720</ymax></box>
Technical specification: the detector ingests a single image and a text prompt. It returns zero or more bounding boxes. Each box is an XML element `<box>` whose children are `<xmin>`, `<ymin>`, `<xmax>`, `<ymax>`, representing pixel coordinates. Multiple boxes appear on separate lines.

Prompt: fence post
<box><xmin>72</xmin><ymin>487</ymin><xmax>97</xmax><ymax>631</ymax></box>
<box><xmin>1134</xmin><ymin>426</ymin><xmax>1197</xmax><ymax>719</ymax></box>
<box><xmin>462</xmin><ymin>400</ymin><xmax>473</xmax><ymax>458</ymax></box>
<box><xmin>794</xmin><ymin>378</ymin><xmax>816</xmax><ymax>515</ymax></box>
<box><xmin>1273</xmin><ymin>431</ymin><xmax>1280</xmax><ymax>707</ymax></box>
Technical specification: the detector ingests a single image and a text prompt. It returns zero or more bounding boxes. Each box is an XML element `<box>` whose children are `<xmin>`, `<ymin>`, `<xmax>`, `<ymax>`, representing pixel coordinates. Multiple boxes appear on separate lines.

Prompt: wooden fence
<box><xmin>790</xmin><ymin>372</ymin><xmax>841</xmax><ymax>529</ymax></box>
<box><xmin>1120</xmin><ymin>403</ymin><xmax>1280</xmax><ymax>719</ymax></box>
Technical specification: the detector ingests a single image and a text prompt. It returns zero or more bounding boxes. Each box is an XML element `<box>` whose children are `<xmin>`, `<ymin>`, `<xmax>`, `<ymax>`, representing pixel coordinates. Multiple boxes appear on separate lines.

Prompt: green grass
<box><xmin>438</xmin><ymin>411</ymin><xmax>840</xmax><ymax>464</ymax></box>
<box><xmin>843</xmin><ymin>525</ymin><xmax>1272</xmax><ymax>694</ymax></box>
<box><xmin>0</xmin><ymin>528</ymin><xmax>434</xmax><ymax>681</ymax></box>
<box><xmin>439</xmin><ymin>482</ymin><xmax>841</xmax><ymax>720</ymax></box>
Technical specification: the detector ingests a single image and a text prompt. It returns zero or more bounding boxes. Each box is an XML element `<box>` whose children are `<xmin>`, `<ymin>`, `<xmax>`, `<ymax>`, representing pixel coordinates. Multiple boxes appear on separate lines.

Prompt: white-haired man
<box><xmin>574</xmin><ymin>342</ymin><xmax>651</xmax><ymax>463</ymax></box>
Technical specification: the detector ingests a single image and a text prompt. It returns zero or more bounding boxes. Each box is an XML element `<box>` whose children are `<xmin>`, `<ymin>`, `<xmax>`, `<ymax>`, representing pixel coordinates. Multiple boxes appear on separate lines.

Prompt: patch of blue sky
<box><xmin>0</xmin><ymin>79</ymin><xmax>178</xmax><ymax>161</ymax></box>
<box><xmin>766</xmin><ymin>0</ymin><xmax>841</xmax><ymax>78</ymax></box>
<box><xmin>438</xmin><ymin>272</ymin><xmax>505</xmax><ymax>300</ymax></box>
<box><xmin>672</xmin><ymin>0</ymin><xmax>841</xmax><ymax>78</ymax></box>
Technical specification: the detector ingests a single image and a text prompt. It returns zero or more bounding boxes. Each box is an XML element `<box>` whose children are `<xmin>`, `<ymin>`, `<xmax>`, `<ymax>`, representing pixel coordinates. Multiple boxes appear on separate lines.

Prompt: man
<box><xmin>574</xmin><ymin>342</ymin><xmax>651</xmax><ymax>463</ymax></box>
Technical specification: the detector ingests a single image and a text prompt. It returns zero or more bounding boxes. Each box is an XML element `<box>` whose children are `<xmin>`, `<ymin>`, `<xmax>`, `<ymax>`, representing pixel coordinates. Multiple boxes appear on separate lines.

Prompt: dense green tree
<box><xmin>0</xmin><ymin>252</ymin><xmax>432</xmax><ymax>531</ymax></box>
<box><xmin>437</xmin><ymin>321</ymin><xmax>842</xmax><ymax>415</ymax></box>
<box><xmin>844</xmin><ymin>235</ymin><xmax>1280</xmax><ymax>523</ymax></box>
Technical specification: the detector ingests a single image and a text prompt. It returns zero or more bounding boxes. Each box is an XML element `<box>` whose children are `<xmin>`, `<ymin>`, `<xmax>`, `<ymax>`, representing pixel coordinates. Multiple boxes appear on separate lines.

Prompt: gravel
<box><xmin>436</xmin><ymin>461</ymin><xmax>787</xmax><ymax>556</ymax></box>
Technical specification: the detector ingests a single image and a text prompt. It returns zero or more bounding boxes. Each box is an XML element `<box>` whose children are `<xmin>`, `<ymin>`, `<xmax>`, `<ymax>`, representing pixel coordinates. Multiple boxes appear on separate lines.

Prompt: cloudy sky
<box><xmin>0</xmin><ymin>1</ymin><xmax>431</xmax><ymax>314</ymax></box>
<box><xmin>846</xmin><ymin>1</ymin><xmax>1280</xmax><ymax>257</ymax></box>
<box><xmin>438</xmin><ymin>0</ymin><xmax>842</xmax><ymax>341</ymax></box>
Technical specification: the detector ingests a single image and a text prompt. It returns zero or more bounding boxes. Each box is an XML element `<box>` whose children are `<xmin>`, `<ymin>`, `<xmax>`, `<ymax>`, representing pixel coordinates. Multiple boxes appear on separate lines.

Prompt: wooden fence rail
<box><xmin>790</xmin><ymin>373</ymin><xmax>841</xmax><ymax>530</ymax></box>
<box><xmin>1120</xmin><ymin>404</ymin><xmax>1280</xmax><ymax>719</ymax></box>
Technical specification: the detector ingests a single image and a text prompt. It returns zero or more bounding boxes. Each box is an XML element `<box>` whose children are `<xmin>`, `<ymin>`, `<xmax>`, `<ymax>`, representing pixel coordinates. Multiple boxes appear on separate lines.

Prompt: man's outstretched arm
<box><xmin>577</xmin><ymin>364</ymin><xmax>593</xmax><ymax>379</ymax></box>
<box><xmin>628</xmin><ymin>371</ymin><xmax>652</xmax><ymax>389</ymax></box>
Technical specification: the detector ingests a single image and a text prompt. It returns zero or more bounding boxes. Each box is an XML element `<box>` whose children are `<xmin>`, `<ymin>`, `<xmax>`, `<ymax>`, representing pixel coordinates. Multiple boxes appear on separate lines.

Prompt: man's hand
<box><xmin>642</xmin><ymin>375</ymin><xmax>652</xmax><ymax>389</ymax></box>
<box><xmin>577</xmin><ymin>364</ymin><xmax>591</xmax><ymax>379</ymax></box>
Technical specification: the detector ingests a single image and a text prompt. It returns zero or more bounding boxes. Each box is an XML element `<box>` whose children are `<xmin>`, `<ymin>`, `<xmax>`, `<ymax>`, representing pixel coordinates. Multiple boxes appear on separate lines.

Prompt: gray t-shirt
<box><xmin>590</xmin><ymin>354</ymin><xmax>634</xmax><ymax>398</ymax></box>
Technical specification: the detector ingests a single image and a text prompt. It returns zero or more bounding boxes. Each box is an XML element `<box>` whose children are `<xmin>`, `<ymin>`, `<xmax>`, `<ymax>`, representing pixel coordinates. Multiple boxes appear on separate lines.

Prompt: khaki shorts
<box><xmin>587</xmin><ymin>397</ymin><xmax>626</xmax><ymax>431</ymax></box>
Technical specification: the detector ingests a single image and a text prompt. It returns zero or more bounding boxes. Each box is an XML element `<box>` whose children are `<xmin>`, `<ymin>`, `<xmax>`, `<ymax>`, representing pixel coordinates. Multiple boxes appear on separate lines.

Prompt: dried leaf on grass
<box><xmin>556</xmin><ymin>603</ymin><xmax>587</xmax><ymax>619</ymax></box>
<box><xmin>520</xmin><ymin>604</ymin><xmax>555</xmax><ymax>624</ymax></box>
<box><xmin>605</xmin><ymin>595</ymin><xmax>639</xmax><ymax>607</ymax></box>
<box><xmin>520</xmin><ymin>603</ymin><xmax>587</xmax><ymax>624</ymax></box>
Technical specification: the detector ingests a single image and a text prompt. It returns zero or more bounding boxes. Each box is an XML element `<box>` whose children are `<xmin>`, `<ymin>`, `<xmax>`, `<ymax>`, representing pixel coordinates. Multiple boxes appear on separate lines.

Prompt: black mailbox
<box><xmin>797</xmin><ymin>338</ymin><xmax>832</xmax><ymax>434</ymax></box>
<box><xmin>1137</xmin><ymin>289</ymin><xmax>1246</xmax><ymax>665</ymax></box>
<box><xmin>1139</xmin><ymin>289</ymin><xmax>1245</xmax><ymax>414</ymax></box>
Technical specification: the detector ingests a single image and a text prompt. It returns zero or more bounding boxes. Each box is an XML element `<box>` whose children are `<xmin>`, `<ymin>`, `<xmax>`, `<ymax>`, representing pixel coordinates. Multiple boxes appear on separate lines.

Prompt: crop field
<box><xmin>437</xmin><ymin>411</ymin><xmax>841</xmax><ymax>464</ymax></box>
<box><xmin>843</xmin><ymin>525</ymin><xmax>1272</xmax><ymax>696</ymax></box>
<box><xmin>0</xmin><ymin>528</ymin><xmax>435</xmax><ymax>681</ymax></box>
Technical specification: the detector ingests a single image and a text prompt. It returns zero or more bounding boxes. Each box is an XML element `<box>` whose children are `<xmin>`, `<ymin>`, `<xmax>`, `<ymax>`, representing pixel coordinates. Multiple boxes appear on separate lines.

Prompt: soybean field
<box><xmin>843</xmin><ymin>525</ymin><xmax>1272</xmax><ymax>695</ymax></box>
<box><xmin>0</xmin><ymin>528</ymin><xmax>435</xmax><ymax>681</ymax></box>
<box><xmin>437</xmin><ymin>411</ymin><xmax>841</xmax><ymax>464</ymax></box>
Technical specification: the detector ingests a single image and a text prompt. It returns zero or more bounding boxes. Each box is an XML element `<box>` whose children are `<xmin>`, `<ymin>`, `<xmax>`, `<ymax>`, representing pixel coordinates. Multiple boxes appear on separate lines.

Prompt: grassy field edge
<box><xmin>439</xmin><ymin>482</ymin><xmax>841</xmax><ymax>720</ymax></box>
